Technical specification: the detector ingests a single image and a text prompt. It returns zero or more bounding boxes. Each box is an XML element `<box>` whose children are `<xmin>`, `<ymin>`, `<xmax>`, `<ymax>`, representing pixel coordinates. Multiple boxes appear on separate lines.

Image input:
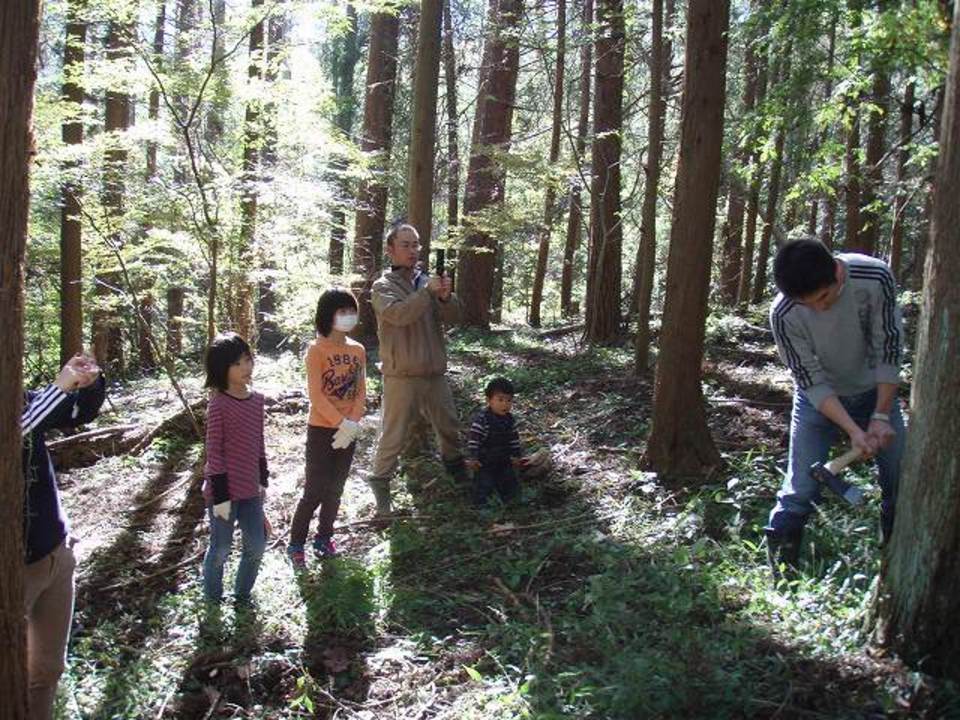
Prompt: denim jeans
<box><xmin>202</xmin><ymin>495</ymin><xmax>266</xmax><ymax>602</ymax></box>
<box><xmin>767</xmin><ymin>388</ymin><xmax>905</xmax><ymax>535</ymax></box>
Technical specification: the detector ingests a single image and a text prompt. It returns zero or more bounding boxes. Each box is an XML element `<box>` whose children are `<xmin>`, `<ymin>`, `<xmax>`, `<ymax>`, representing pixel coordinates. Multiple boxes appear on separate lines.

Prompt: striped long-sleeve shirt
<box><xmin>202</xmin><ymin>391</ymin><xmax>268</xmax><ymax>504</ymax></box>
<box><xmin>769</xmin><ymin>253</ymin><xmax>903</xmax><ymax>409</ymax></box>
<box><xmin>467</xmin><ymin>408</ymin><xmax>523</xmax><ymax>465</ymax></box>
<box><xmin>22</xmin><ymin>376</ymin><xmax>105</xmax><ymax>563</ymax></box>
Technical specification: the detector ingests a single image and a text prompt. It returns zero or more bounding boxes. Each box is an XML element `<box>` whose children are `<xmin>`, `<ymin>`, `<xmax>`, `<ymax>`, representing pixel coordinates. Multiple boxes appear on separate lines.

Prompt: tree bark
<box><xmin>352</xmin><ymin>9</ymin><xmax>401</xmax><ymax>341</ymax></box>
<box><xmin>583</xmin><ymin>0</ymin><xmax>625</xmax><ymax>343</ymax></box>
<box><xmin>0</xmin><ymin>1</ymin><xmax>42</xmax><ymax>713</ymax></box>
<box><xmin>236</xmin><ymin>0</ymin><xmax>265</xmax><ymax>341</ymax></box>
<box><xmin>818</xmin><ymin>8</ymin><xmax>839</xmax><ymax>248</ymax></box>
<box><xmin>875</xmin><ymin>3</ymin><xmax>960</xmax><ymax>677</ymax></box>
<box><xmin>443</xmin><ymin>0</ymin><xmax>460</xmax><ymax>234</ymax></box>
<box><xmin>737</xmin><ymin>54</ymin><xmax>768</xmax><ymax>305</ymax></box>
<box><xmin>166</xmin><ymin>286</ymin><xmax>184</xmax><ymax>357</ymax></box>
<box><xmin>560</xmin><ymin>0</ymin><xmax>593</xmax><ymax>318</ymax></box>
<box><xmin>844</xmin><ymin>0</ymin><xmax>865</xmax><ymax>251</ymax></box>
<box><xmin>529</xmin><ymin>0</ymin><xmax>566</xmax><ymax>328</ymax></box>
<box><xmin>912</xmin><ymin>87</ymin><xmax>943</xmax><ymax>291</ymax></box>
<box><xmin>60</xmin><ymin>0</ymin><xmax>87</xmax><ymax>366</ymax></box>
<box><xmin>329</xmin><ymin>1</ymin><xmax>360</xmax><ymax>275</ymax></box>
<box><xmin>407</xmin><ymin>0</ymin><xmax>443</xmax><ymax>259</ymax></box>
<box><xmin>716</xmin><ymin>0</ymin><xmax>759</xmax><ymax>307</ymax></box>
<box><xmin>633</xmin><ymin>0</ymin><xmax>672</xmax><ymax>370</ymax></box>
<box><xmin>457</xmin><ymin>0</ymin><xmax>523</xmax><ymax>328</ymax></box>
<box><xmin>643</xmin><ymin>0</ymin><xmax>728</xmax><ymax>479</ymax></box>
<box><xmin>890</xmin><ymin>81</ymin><xmax>914</xmax><ymax>279</ymax></box>
<box><xmin>860</xmin><ymin>26</ymin><xmax>891</xmax><ymax>257</ymax></box>
<box><xmin>146</xmin><ymin>1</ymin><xmax>164</xmax><ymax>178</ymax></box>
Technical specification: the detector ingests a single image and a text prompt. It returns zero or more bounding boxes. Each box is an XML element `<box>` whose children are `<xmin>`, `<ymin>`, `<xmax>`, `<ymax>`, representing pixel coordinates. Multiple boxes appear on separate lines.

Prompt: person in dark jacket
<box><xmin>466</xmin><ymin>377</ymin><xmax>526</xmax><ymax>506</ymax></box>
<box><xmin>22</xmin><ymin>352</ymin><xmax>104</xmax><ymax>720</ymax></box>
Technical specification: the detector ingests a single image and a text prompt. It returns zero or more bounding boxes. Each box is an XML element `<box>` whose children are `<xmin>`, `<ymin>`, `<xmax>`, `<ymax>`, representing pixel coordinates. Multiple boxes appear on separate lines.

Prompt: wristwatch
<box><xmin>871</xmin><ymin>412</ymin><xmax>890</xmax><ymax>423</ymax></box>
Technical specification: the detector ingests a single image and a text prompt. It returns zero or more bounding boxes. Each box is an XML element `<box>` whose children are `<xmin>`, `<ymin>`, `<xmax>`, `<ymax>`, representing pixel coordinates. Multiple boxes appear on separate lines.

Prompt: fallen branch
<box><xmin>101</xmin><ymin>549</ymin><xmax>204</xmax><ymax>591</ymax></box>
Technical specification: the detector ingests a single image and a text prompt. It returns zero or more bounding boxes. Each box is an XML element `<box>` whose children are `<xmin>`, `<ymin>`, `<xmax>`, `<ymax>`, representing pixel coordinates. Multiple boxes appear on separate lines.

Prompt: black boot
<box><xmin>765</xmin><ymin>527</ymin><xmax>802</xmax><ymax>581</ymax></box>
<box><xmin>443</xmin><ymin>456</ymin><xmax>470</xmax><ymax>486</ymax></box>
<box><xmin>880</xmin><ymin>510</ymin><xmax>895</xmax><ymax>547</ymax></box>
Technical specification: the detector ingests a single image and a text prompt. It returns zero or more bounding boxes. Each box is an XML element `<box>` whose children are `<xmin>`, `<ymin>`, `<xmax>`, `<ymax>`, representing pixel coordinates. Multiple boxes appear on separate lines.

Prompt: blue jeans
<box><xmin>767</xmin><ymin>388</ymin><xmax>905</xmax><ymax>536</ymax></box>
<box><xmin>202</xmin><ymin>495</ymin><xmax>266</xmax><ymax>602</ymax></box>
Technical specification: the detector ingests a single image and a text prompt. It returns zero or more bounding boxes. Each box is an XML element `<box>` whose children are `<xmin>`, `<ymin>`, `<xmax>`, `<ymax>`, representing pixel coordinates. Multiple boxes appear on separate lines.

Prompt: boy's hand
<box><xmin>867</xmin><ymin>418</ymin><xmax>896</xmax><ymax>450</ymax></box>
<box><xmin>213</xmin><ymin>501</ymin><xmax>232</xmax><ymax>522</ymax></box>
<box><xmin>56</xmin><ymin>353</ymin><xmax>99</xmax><ymax>391</ymax></box>
<box><xmin>263</xmin><ymin>515</ymin><xmax>273</xmax><ymax>538</ymax></box>
<box><xmin>438</xmin><ymin>276</ymin><xmax>453</xmax><ymax>301</ymax></box>
<box><xmin>466</xmin><ymin>459</ymin><xmax>481</xmax><ymax>471</ymax></box>
<box><xmin>849</xmin><ymin>427</ymin><xmax>879</xmax><ymax>459</ymax></box>
<box><xmin>511</xmin><ymin>457</ymin><xmax>527</xmax><ymax>467</ymax></box>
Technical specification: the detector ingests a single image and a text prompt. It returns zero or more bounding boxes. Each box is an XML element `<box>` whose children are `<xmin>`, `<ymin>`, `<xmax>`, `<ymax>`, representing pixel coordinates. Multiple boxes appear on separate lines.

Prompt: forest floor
<box><xmin>53</xmin><ymin>313</ymin><xmax>959</xmax><ymax>719</ymax></box>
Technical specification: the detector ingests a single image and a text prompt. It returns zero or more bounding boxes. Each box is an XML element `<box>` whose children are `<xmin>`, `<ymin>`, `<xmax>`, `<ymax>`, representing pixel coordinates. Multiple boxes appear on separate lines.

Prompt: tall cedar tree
<box><xmin>876</xmin><ymin>1</ymin><xmax>960</xmax><ymax>677</ymax></box>
<box><xmin>752</xmin><ymin>49</ymin><xmax>791</xmax><ymax>304</ymax></box>
<box><xmin>560</xmin><ymin>0</ymin><xmax>593</xmax><ymax>317</ymax></box>
<box><xmin>844</xmin><ymin>0</ymin><xmax>865</xmax><ymax>251</ymax></box>
<box><xmin>644</xmin><ymin>0</ymin><xmax>729</xmax><ymax>477</ymax></box>
<box><xmin>818</xmin><ymin>8</ymin><xmax>839</xmax><ymax>247</ymax></box>
<box><xmin>443</xmin><ymin>0</ymin><xmax>460</xmax><ymax>232</ymax></box>
<box><xmin>634</xmin><ymin>0</ymin><xmax>672</xmax><ymax>370</ymax></box>
<box><xmin>859</xmin><ymin>0</ymin><xmax>892</xmax><ymax>256</ymax></box>
<box><xmin>583</xmin><ymin>0</ymin><xmax>625</xmax><ymax>342</ymax></box>
<box><xmin>717</xmin><ymin>0</ymin><xmax>758</xmax><ymax>307</ymax></box>
<box><xmin>146</xmin><ymin>1</ymin><xmax>164</xmax><ymax>178</ymax></box>
<box><xmin>352</xmin><ymin>9</ymin><xmax>400</xmax><ymax>340</ymax></box>
<box><xmin>458</xmin><ymin>0</ymin><xmax>523</xmax><ymax>327</ymax></box>
<box><xmin>60</xmin><ymin>0</ymin><xmax>87</xmax><ymax>365</ymax></box>
<box><xmin>0</xmin><ymin>1</ymin><xmax>42</xmax><ymax>713</ymax></box>
<box><xmin>329</xmin><ymin>2</ymin><xmax>359</xmax><ymax>275</ymax></box>
<box><xmin>408</xmin><ymin>0</ymin><xmax>443</xmax><ymax>258</ymax></box>
<box><xmin>529</xmin><ymin>0</ymin><xmax>566</xmax><ymax>327</ymax></box>
<box><xmin>236</xmin><ymin>0</ymin><xmax>265</xmax><ymax>340</ymax></box>
<box><xmin>889</xmin><ymin>80</ymin><xmax>914</xmax><ymax>279</ymax></box>
<box><xmin>95</xmin><ymin>11</ymin><xmax>134</xmax><ymax>372</ymax></box>
<box><xmin>737</xmin><ymin>47</ymin><xmax>768</xmax><ymax>304</ymax></box>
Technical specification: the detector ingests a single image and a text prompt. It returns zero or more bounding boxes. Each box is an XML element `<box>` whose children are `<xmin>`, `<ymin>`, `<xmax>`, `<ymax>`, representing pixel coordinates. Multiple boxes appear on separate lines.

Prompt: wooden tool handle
<box><xmin>826</xmin><ymin>447</ymin><xmax>862</xmax><ymax>475</ymax></box>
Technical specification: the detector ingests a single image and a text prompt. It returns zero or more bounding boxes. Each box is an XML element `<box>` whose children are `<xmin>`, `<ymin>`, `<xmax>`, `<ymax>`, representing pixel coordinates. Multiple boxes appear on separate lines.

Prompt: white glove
<box><xmin>331</xmin><ymin>419</ymin><xmax>360</xmax><ymax>449</ymax></box>
<box><xmin>213</xmin><ymin>500</ymin><xmax>232</xmax><ymax>521</ymax></box>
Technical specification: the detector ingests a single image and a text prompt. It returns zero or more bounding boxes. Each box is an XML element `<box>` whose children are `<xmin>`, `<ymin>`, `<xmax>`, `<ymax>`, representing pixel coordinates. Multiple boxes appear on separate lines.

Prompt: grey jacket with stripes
<box><xmin>769</xmin><ymin>253</ymin><xmax>903</xmax><ymax>410</ymax></box>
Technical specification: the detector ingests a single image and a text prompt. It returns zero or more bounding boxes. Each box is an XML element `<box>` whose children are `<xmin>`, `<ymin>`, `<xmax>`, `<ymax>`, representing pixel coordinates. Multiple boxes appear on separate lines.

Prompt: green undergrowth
<box><xmin>55</xmin><ymin>324</ymin><xmax>959</xmax><ymax>718</ymax></box>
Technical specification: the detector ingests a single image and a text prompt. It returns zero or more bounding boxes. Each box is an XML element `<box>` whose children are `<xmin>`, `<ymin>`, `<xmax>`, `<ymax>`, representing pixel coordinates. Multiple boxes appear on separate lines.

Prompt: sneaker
<box><xmin>313</xmin><ymin>536</ymin><xmax>339</xmax><ymax>558</ymax></box>
<box><xmin>286</xmin><ymin>544</ymin><xmax>307</xmax><ymax>569</ymax></box>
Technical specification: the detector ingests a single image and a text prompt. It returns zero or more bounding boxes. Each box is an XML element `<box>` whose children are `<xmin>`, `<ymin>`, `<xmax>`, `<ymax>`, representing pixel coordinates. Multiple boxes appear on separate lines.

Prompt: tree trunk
<box><xmin>716</xmin><ymin>0</ymin><xmax>759</xmax><ymax>308</ymax></box>
<box><xmin>737</xmin><ymin>55</ymin><xmax>768</xmax><ymax>305</ymax></box>
<box><xmin>560</xmin><ymin>0</ymin><xmax>593</xmax><ymax>318</ymax></box>
<box><xmin>860</xmin><ymin>40</ymin><xmax>891</xmax><ymax>256</ymax></box>
<box><xmin>95</xmin><ymin>12</ymin><xmax>134</xmax><ymax>373</ymax></box>
<box><xmin>236</xmin><ymin>0</ymin><xmax>265</xmax><ymax>341</ymax></box>
<box><xmin>457</xmin><ymin>0</ymin><xmax>523</xmax><ymax>328</ymax></box>
<box><xmin>890</xmin><ymin>81</ymin><xmax>914</xmax><ymax>279</ymax></box>
<box><xmin>257</xmin><ymin>4</ymin><xmax>287</xmax><ymax>352</ymax></box>
<box><xmin>166</xmin><ymin>286</ymin><xmax>184</xmax><ymax>357</ymax></box>
<box><xmin>0</xmin><ymin>1</ymin><xmax>42</xmax><ymax>714</ymax></box>
<box><xmin>443</xmin><ymin>0</ymin><xmax>460</xmax><ymax>233</ymax></box>
<box><xmin>583</xmin><ymin>0</ymin><xmax>625</xmax><ymax>343</ymax></box>
<box><xmin>844</xmin><ymin>0</ymin><xmax>865</xmax><ymax>251</ymax></box>
<box><xmin>816</xmin><ymin>7</ymin><xmax>838</xmax><ymax>247</ymax></box>
<box><xmin>912</xmin><ymin>87</ymin><xmax>943</xmax><ymax>291</ymax></box>
<box><xmin>529</xmin><ymin>0</ymin><xmax>566</xmax><ymax>328</ymax></box>
<box><xmin>329</xmin><ymin>1</ymin><xmax>360</xmax><ymax>275</ymax></box>
<box><xmin>643</xmin><ymin>0</ymin><xmax>728</xmax><ymax>479</ymax></box>
<box><xmin>138</xmin><ymin>293</ymin><xmax>156</xmax><ymax>369</ymax></box>
<box><xmin>146</xmin><ymin>1</ymin><xmax>164</xmax><ymax>178</ymax></box>
<box><xmin>352</xmin><ymin>9</ymin><xmax>400</xmax><ymax>341</ymax></box>
<box><xmin>60</xmin><ymin>0</ymin><xmax>87</xmax><ymax>365</ymax></box>
<box><xmin>875</xmin><ymin>4</ymin><xmax>960</xmax><ymax>676</ymax></box>
<box><xmin>407</xmin><ymin>0</ymin><xmax>443</xmax><ymax>259</ymax></box>
<box><xmin>633</xmin><ymin>0</ymin><xmax>672</xmax><ymax>371</ymax></box>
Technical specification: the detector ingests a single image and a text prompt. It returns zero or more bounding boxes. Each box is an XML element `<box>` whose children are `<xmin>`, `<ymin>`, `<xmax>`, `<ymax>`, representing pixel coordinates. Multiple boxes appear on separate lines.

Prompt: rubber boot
<box><xmin>367</xmin><ymin>476</ymin><xmax>392</xmax><ymax>516</ymax></box>
<box><xmin>765</xmin><ymin>527</ymin><xmax>802</xmax><ymax>582</ymax></box>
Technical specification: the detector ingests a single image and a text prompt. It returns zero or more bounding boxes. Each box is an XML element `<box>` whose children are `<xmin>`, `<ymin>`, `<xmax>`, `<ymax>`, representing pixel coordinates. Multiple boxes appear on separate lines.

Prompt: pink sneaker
<box><xmin>313</xmin><ymin>537</ymin><xmax>338</xmax><ymax>558</ymax></box>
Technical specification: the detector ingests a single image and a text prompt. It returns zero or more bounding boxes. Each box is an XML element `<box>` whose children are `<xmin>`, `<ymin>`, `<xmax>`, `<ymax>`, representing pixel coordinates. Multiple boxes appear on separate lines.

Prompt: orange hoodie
<box><xmin>305</xmin><ymin>335</ymin><xmax>366</xmax><ymax>428</ymax></box>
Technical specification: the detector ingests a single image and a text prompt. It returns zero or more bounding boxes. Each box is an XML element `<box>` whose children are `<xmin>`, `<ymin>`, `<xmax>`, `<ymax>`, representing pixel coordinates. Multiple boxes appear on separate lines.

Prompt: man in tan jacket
<box><xmin>368</xmin><ymin>222</ymin><xmax>467</xmax><ymax>515</ymax></box>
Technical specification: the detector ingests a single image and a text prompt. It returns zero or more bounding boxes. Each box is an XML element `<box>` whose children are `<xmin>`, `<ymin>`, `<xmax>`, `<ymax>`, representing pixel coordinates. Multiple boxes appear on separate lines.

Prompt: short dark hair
<box><xmin>773</xmin><ymin>238</ymin><xmax>837</xmax><ymax>299</ymax></box>
<box><xmin>204</xmin><ymin>332</ymin><xmax>252</xmax><ymax>391</ymax></box>
<box><xmin>385</xmin><ymin>220</ymin><xmax>418</xmax><ymax>247</ymax></box>
<box><xmin>315</xmin><ymin>287</ymin><xmax>359</xmax><ymax>336</ymax></box>
<box><xmin>485</xmin><ymin>377</ymin><xmax>515</xmax><ymax>398</ymax></box>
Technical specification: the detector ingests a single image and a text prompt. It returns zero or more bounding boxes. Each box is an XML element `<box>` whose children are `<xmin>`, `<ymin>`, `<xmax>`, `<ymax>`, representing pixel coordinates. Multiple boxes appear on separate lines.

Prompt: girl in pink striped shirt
<box><xmin>201</xmin><ymin>332</ymin><xmax>270</xmax><ymax>604</ymax></box>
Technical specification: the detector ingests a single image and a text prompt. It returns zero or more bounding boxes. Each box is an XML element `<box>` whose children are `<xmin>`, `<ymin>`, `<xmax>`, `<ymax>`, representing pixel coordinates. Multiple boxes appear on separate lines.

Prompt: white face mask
<box><xmin>333</xmin><ymin>313</ymin><xmax>359</xmax><ymax>332</ymax></box>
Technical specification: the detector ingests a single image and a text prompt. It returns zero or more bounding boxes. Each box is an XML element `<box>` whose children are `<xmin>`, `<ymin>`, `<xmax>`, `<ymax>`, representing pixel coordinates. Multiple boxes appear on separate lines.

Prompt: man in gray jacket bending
<box><xmin>367</xmin><ymin>222</ymin><xmax>468</xmax><ymax>516</ymax></box>
<box><xmin>765</xmin><ymin>238</ymin><xmax>906</xmax><ymax>575</ymax></box>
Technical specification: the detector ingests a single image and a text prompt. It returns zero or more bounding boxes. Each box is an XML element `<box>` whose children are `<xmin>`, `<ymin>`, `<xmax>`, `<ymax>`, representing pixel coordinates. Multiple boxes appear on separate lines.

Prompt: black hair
<box><xmin>315</xmin><ymin>287</ymin><xmax>359</xmax><ymax>336</ymax></box>
<box><xmin>385</xmin><ymin>220</ymin><xmax>418</xmax><ymax>247</ymax></box>
<box><xmin>204</xmin><ymin>332</ymin><xmax>252</xmax><ymax>391</ymax></box>
<box><xmin>485</xmin><ymin>377</ymin><xmax>515</xmax><ymax>399</ymax></box>
<box><xmin>772</xmin><ymin>237</ymin><xmax>838</xmax><ymax>299</ymax></box>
